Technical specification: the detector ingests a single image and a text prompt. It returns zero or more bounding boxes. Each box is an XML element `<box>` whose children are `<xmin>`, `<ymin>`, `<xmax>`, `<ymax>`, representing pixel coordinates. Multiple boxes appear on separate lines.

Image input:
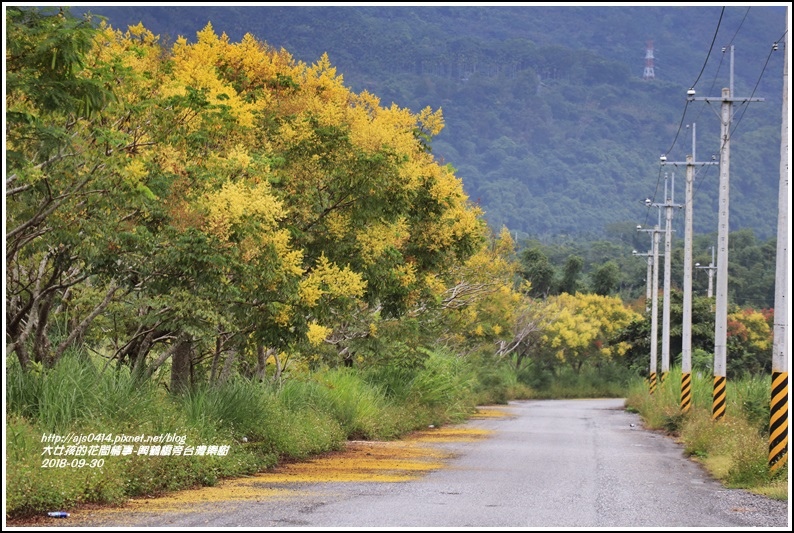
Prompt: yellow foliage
<box><xmin>201</xmin><ymin>180</ymin><xmax>284</xmax><ymax>241</ymax></box>
<box><xmin>541</xmin><ymin>293</ymin><xmax>640</xmax><ymax>366</ymax></box>
<box><xmin>273</xmin><ymin>305</ymin><xmax>293</xmax><ymax>327</ymax></box>
<box><xmin>417</xmin><ymin>106</ymin><xmax>445</xmax><ymax>137</ymax></box>
<box><xmin>152</xmin><ymin>145</ymin><xmax>186</xmax><ymax>176</ymax></box>
<box><xmin>299</xmin><ymin>254</ymin><xmax>367</xmax><ymax>307</ymax></box>
<box><xmin>394</xmin><ymin>262</ymin><xmax>417</xmax><ymax>288</ymax></box>
<box><xmin>307</xmin><ymin>322</ymin><xmax>331</xmax><ymax>347</ymax></box>
<box><xmin>122</xmin><ymin>158</ymin><xmax>148</xmax><ymax>185</ymax></box>
<box><xmin>356</xmin><ymin>218</ymin><xmax>410</xmax><ymax>265</ymax></box>
<box><xmin>424</xmin><ymin>273</ymin><xmax>448</xmax><ymax>299</ymax></box>
<box><xmin>728</xmin><ymin>309</ymin><xmax>772</xmax><ymax>352</ymax></box>
<box><xmin>77</xmin><ymin>20</ymin><xmax>487</xmax><ymax>351</ymax></box>
<box><xmin>167</xmin><ymin>24</ymin><xmax>258</xmax><ymax>128</ymax></box>
<box><xmin>325</xmin><ymin>211</ymin><xmax>351</xmax><ymax>240</ymax></box>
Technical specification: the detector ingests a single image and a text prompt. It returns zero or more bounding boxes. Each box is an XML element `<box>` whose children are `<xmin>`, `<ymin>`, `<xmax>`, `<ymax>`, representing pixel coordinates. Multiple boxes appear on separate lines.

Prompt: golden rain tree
<box><xmin>540</xmin><ymin>293</ymin><xmax>640</xmax><ymax>374</ymax></box>
<box><xmin>7</xmin><ymin>12</ymin><xmax>489</xmax><ymax>385</ymax></box>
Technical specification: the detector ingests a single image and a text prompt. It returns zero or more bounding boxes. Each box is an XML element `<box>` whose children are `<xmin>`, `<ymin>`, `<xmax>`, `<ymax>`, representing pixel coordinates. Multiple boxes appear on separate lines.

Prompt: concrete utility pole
<box><xmin>687</xmin><ymin>45</ymin><xmax>763</xmax><ymax>421</ymax></box>
<box><xmin>769</xmin><ymin>15</ymin><xmax>788</xmax><ymax>474</ymax></box>
<box><xmin>632</xmin><ymin>248</ymin><xmax>653</xmax><ymax>313</ymax></box>
<box><xmin>661</xmin><ymin>124</ymin><xmax>718</xmax><ymax>412</ymax></box>
<box><xmin>637</xmin><ymin>214</ymin><xmax>663</xmax><ymax>394</ymax></box>
<box><xmin>695</xmin><ymin>247</ymin><xmax>717</xmax><ymax>298</ymax></box>
<box><xmin>646</xmin><ymin>175</ymin><xmax>680</xmax><ymax>385</ymax></box>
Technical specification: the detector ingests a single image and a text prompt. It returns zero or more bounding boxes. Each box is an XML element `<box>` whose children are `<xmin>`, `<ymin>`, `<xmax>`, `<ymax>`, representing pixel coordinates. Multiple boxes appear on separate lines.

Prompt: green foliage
<box><xmin>5</xmin><ymin>416</ymin><xmax>127</xmax><ymax>515</ymax></box>
<box><xmin>6</xmin><ymin>350</ymin><xmax>165</xmax><ymax>433</ymax></box>
<box><xmin>590</xmin><ymin>260</ymin><xmax>621</xmax><ymax>296</ymax></box>
<box><xmin>471</xmin><ymin>361</ymin><xmax>533</xmax><ymax>405</ymax></box>
<box><xmin>7</xmin><ymin>344</ymin><xmax>529</xmax><ymax>518</ymax></box>
<box><xmin>298</xmin><ymin>368</ymin><xmax>395</xmax><ymax>440</ymax></box>
<box><xmin>559</xmin><ymin>255</ymin><xmax>583</xmax><ymax>295</ymax></box>
<box><xmin>526</xmin><ymin>363</ymin><xmax>631</xmax><ymax>400</ymax></box>
<box><xmin>407</xmin><ymin>349</ymin><xmax>478</xmax><ymax>422</ymax></box>
<box><xmin>5</xmin><ymin>7</ymin><xmax>112</xmax><ymax>162</ymax></box>
<box><xmin>518</xmin><ymin>247</ymin><xmax>555</xmax><ymax>298</ymax></box>
<box><xmin>728</xmin><ymin>374</ymin><xmax>773</xmax><ymax>435</ymax></box>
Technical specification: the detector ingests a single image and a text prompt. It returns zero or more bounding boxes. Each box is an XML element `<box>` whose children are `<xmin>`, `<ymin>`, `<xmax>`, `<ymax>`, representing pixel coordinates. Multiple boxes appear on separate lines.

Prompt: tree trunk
<box><xmin>170</xmin><ymin>338</ymin><xmax>192</xmax><ymax>394</ymax></box>
<box><xmin>217</xmin><ymin>348</ymin><xmax>237</xmax><ymax>385</ymax></box>
<box><xmin>272</xmin><ymin>350</ymin><xmax>283</xmax><ymax>383</ymax></box>
<box><xmin>254</xmin><ymin>343</ymin><xmax>275</xmax><ymax>382</ymax></box>
<box><xmin>210</xmin><ymin>335</ymin><xmax>223</xmax><ymax>384</ymax></box>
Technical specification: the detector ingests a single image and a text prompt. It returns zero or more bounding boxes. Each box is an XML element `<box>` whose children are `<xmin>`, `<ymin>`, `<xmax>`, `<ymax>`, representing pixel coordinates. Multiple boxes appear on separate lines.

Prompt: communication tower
<box><xmin>643</xmin><ymin>40</ymin><xmax>655</xmax><ymax>80</ymax></box>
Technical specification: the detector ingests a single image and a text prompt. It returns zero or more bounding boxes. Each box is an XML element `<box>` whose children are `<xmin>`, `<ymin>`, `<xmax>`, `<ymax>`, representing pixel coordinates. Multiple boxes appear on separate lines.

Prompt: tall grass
<box><xmin>279</xmin><ymin>368</ymin><xmax>394</xmax><ymax>440</ymax></box>
<box><xmin>5</xmin><ymin>347</ymin><xmax>496</xmax><ymax>518</ymax></box>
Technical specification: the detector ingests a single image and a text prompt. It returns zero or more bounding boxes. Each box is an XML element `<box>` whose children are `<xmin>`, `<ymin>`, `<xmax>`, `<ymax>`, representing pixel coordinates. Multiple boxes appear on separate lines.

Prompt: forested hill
<box><xmin>81</xmin><ymin>5</ymin><xmax>788</xmax><ymax>243</ymax></box>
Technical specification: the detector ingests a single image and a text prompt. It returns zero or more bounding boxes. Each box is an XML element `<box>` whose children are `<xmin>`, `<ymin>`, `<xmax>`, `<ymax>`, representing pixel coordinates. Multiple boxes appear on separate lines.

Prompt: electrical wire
<box><xmin>730</xmin><ymin>30</ymin><xmax>787</xmax><ymax>137</ymax></box>
<box><xmin>691</xmin><ymin>7</ymin><xmax>725</xmax><ymax>90</ymax></box>
<box><xmin>661</xmin><ymin>7</ymin><xmax>725</xmax><ymax>159</ymax></box>
<box><xmin>641</xmin><ymin>164</ymin><xmax>664</xmax><ymax>231</ymax></box>
<box><xmin>725</xmin><ymin>7</ymin><xmax>750</xmax><ymax>49</ymax></box>
<box><xmin>690</xmin><ymin>50</ymin><xmax>726</xmax><ymax>126</ymax></box>
<box><xmin>649</xmin><ymin>5</ymin><xmax>726</xmax><ymax>233</ymax></box>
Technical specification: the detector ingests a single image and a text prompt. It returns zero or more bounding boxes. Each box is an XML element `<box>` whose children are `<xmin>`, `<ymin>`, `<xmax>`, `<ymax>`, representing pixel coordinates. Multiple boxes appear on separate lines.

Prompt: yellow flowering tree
<box><xmin>7</xmin><ymin>12</ymin><xmax>488</xmax><ymax>384</ymax></box>
<box><xmin>433</xmin><ymin>227</ymin><xmax>522</xmax><ymax>355</ymax></box>
<box><xmin>540</xmin><ymin>293</ymin><xmax>640</xmax><ymax>373</ymax></box>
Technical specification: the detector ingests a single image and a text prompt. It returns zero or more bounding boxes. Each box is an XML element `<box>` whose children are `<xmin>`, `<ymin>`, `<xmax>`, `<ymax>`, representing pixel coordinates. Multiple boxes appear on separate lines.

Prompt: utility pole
<box><xmin>769</xmin><ymin>15</ymin><xmax>788</xmax><ymax>475</ymax></box>
<box><xmin>632</xmin><ymin>248</ymin><xmax>653</xmax><ymax>313</ymax></box>
<box><xmin>695</xmin><ymin>247</ymin><xmax>717</xmax><ymax>298</ymax></box>
<box><xmin>687</xmin><ymin>45</ymin><xmax>763</xmax><ymax>421</ymax></box>
<box><xmin>647</xmin><ymin>175</ymin><xmax>680</xmax><ymax>385</ymax></box>
<box><xmin>661</xmin><ymin>124</ymin><xmax>718</xmax><ymax>412</ymax></box>
<box><xmin>637</xmin><ymin>213</ymin><xmax>662</xmax><ymax>394</ymax></box>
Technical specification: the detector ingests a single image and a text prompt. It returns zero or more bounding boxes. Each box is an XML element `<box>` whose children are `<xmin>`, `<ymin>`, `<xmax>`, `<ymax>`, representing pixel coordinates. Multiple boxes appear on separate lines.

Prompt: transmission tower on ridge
<box><xmin>643</xmin><ymin>40</ymin><xmax>655</xmax><ymax>80</ymax></box>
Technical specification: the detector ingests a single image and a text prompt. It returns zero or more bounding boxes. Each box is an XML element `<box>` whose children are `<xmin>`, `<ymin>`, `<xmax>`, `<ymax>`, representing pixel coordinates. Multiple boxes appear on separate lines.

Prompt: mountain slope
<box><xmin>81</xmin><ymin>5</ymin><xmax>788</xmax><ymax>242</ymax></box>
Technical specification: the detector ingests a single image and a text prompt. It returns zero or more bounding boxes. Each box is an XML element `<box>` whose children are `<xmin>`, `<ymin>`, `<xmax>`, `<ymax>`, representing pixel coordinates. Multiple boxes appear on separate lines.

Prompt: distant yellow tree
<box><xmin>541</xmin><ymin>293</ymin><xmax>640</xmax><ymax>373</ymax></box>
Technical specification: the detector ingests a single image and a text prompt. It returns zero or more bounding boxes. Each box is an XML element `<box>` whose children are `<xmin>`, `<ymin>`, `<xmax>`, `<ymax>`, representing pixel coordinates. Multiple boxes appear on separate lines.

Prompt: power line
<box><xmin>642</xmin><ymin>164</ymin><xmax>665</xmax><ymax>230</ymax></box>
<box><xmin>663</xmin><ymin>7</ymin><xmax>725</xmax><ymax>159</ymax></box>
<box><xmin>731</xmin><ymin>31</ymin><xmax>787</xmax><ymax>136</ymax></box>
<box><xmin>725</xmin><ymin>7</ymin><xmax>751</xmax><ymax>49</ymax></box>
<box><xmin>691</xmin><ymin>7</ymin><xmax>725</xmax><ymax>90</ymax></box>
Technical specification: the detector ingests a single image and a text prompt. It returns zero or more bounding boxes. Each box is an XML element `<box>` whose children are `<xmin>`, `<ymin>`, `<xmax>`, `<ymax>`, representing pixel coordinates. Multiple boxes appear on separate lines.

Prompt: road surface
<box><xmin>32</xmin><ymin>398</ymin><xmax>791</xmax><ymax>528</ymax></box>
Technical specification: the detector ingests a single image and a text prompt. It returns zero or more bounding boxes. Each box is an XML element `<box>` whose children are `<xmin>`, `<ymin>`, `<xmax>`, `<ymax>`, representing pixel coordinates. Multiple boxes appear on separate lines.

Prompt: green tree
<box><xmin>518</xmin><ymin>248</ymin><xmax>555</xmax><ymax>298</ymax></box>
<box><xmin>559</xmin><ymin>254</ymin><xmax>583</xmax><ymax>295</ymax></box>
<box><xmin>6</xmin><ymin>7</ymin><xmax>126</xmax><ymax>370</ymax></box>
<box><xmin>591</xmin><ymin>260</ymin><xmax>621</xmax><ymax>296</ymax></box>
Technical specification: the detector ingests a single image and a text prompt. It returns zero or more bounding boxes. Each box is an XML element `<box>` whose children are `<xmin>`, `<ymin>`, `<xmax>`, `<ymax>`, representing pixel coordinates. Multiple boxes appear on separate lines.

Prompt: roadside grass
<box><xmin>625</xmin><ymin>366</ymin><xmax>788</xmax><ymax>502</ymax></box>
<box><xmin>5</xmin><ymin>347</ymin><xmax>494</xmax><ymax>518</ymax></box>
<box><xmin>7</xmin><ymin>351</ymin><xmax>786</xmax><ymax>518</ymax></box>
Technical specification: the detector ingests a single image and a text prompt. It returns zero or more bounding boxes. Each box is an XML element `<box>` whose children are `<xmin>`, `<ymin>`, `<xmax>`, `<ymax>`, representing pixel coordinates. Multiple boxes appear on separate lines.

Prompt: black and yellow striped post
<box><xmin>649</xmin><ymin>371</ymin><xmax>657</xmax><ymax>395</ymax></box>
<box><xmin>712</xmin><ymin>375</ymin><xmax>726</xmax><ymax>421</ymax></box>
<box><xmin>768</xmin><ymin>371</ymin><xmax>788</xmax><ymax>473</ymax></box>
<box><xmin>660</xmin><ymin>371</ymin><xmax>668</xmax><ymax>385</ymax></box>
<box><xmin>680</xmin><ymin>372</ymin><xmax>692</xmax><ymax>413</ymax></box>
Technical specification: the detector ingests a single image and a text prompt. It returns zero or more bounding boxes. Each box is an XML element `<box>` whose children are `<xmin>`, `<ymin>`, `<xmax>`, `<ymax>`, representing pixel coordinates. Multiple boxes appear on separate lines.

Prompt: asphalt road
<box><xmin>35</xmin><ymin>398</ymin><xmax>791</xmax><ymax>529</ymax></box>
